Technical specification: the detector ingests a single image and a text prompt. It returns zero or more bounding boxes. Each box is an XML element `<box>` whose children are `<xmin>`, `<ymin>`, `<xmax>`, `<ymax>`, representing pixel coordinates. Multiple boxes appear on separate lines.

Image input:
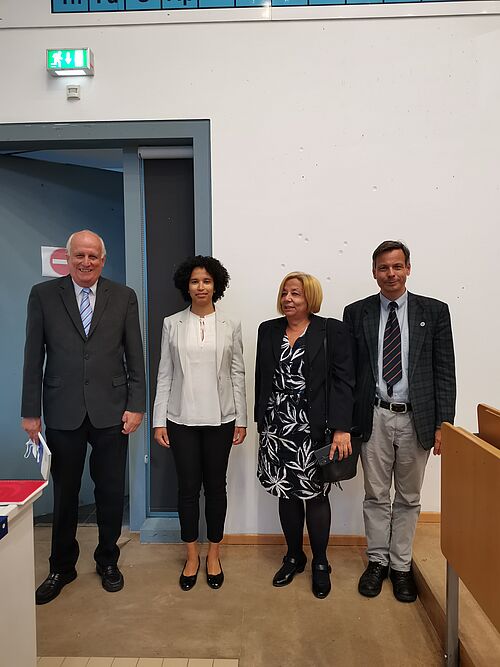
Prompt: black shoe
<box><xmin>35</xmin><ymin>570</ymin><xmax>77</xmax><ymax>605</ymax></box>
<box><xmin>390</xmin><ymin>568</ymin><xmax>417</xmax><ymax>603</ymax></box>
<box><xmin>312</xmin><ymin>562</ymin><xmax>332</xmax><ymax>599</ymax></box>
<box><xmin>179</xmin><ymin>556</ymin><xmax>200</xmax><ymax>591</ymax></box>
<box><xmin>358</xmin><ymin>561</ymin><xmax>389</xmax><ymax>598</ymax></box>
<box><xmin>272</xmin><ymin>553</ymin><xmax>307</xmax><ymax>587</ymax></box>
<box><xmin>96</xmin><ymin>564</ymin><xmax>124</xmax><ymax>592</ymax></box>
<box><xmin>206</xmin><ymin>557</ymin><xmax>224</xmax><ymax>589</ymax></box>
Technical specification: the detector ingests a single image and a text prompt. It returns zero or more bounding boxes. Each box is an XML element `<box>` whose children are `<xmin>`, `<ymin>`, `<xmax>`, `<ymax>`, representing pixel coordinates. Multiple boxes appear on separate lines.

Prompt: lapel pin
<box><xmin>420</xmin><ymin>321</ymin><xmax>425</xmax><ymax>327</ymax></box>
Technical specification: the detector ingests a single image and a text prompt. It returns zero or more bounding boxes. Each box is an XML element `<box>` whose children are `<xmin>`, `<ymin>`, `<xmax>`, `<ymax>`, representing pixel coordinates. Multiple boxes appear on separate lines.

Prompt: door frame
<box><xmin>0</xmin><ymin>120</ymin><xmax>212</xmax><ymax>537</ymax></box>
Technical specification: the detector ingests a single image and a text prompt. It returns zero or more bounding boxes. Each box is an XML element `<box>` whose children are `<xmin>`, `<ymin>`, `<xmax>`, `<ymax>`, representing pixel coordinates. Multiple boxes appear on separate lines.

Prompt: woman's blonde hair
<box><xmin>277</xmin><ymin>272</ymin><xmax>323</xmax><ymax>315</ymax></box>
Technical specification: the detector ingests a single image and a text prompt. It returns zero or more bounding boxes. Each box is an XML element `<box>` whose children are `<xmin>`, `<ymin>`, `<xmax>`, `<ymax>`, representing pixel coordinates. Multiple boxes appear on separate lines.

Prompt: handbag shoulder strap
<box><xmin>323</xmin><ymin>321</ymin><xmax>329</xmax><ymax>431</ymax></box>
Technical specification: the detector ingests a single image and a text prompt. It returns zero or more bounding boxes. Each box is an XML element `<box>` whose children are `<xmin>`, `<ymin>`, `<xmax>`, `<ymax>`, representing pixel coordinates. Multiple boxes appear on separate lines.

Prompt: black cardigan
<box><xmin>254</xmin><ymin>314</ymin><xmax>355</xmax><ymax>443</ymax></box>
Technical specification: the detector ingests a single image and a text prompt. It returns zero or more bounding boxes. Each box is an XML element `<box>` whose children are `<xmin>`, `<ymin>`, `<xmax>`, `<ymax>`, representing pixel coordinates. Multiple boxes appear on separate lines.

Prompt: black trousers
<box><xmin>167</xmin><ymin>419</ymin><xmax>235</xmax><ymax>543</ymax></box>
<box><xmin>45</xmin><ymin>415</ymin><xmax>128</xmax><ymax>574</ymax></box>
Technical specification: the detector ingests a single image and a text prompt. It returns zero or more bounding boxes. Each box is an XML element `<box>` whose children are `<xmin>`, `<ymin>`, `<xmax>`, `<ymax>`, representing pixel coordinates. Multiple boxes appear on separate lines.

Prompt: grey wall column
<box><xmin>123</xmin><ymin>148</ymin><xmax>148</xmax><ymax>532</ymax></box>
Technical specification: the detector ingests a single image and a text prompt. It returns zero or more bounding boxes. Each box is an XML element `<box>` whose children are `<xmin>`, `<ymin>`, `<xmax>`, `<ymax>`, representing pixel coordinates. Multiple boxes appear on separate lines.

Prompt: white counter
<box><xmin>0</xmin><ymin>493</ymin><xmax>42</xmax><ymax>667</ymax></box>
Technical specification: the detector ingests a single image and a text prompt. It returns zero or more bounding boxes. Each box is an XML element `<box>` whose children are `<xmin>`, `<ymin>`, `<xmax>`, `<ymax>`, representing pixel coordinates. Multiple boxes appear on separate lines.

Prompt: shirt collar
<box><xmin>72</xmin><ymin>278</ymin><xmax>98</xmax><ymax>296</ymax></box>
<box><xmin>379</xmin><ymin>290</ymin><xmax>407</xmax><ymax>311</ymax></box>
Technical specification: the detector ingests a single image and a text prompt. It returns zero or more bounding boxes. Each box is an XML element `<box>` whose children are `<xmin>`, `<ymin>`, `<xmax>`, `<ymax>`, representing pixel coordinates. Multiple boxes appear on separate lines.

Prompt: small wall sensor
<box><xmin>66</xmin><ymin>85</ymin><xmax>80</xmax><ymax>100</ymax></box>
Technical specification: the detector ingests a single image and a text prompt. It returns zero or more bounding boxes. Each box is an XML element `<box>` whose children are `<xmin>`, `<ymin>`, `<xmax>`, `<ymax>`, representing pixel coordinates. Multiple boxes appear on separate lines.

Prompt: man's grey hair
<box><xmin>66</xmin><ymin>230</ymin><xmax>107</xmax><ymax>259</ymax></box>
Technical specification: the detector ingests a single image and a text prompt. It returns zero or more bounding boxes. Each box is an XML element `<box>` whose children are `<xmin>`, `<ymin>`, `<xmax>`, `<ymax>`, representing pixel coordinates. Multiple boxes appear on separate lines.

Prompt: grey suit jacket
<box><xmin>152</xmin><ymin>307</ymin><xmax>247</xmax><ymax>428</ymax></box>
<box><xmin>343</xmin><ymin>292</ymin><xmax>456</xmax><ymax>450</ymax></box>
<box><xmin>21</xmin><ymin>275</ymin><xmax>146</xmax><ymax>430</ymax></box>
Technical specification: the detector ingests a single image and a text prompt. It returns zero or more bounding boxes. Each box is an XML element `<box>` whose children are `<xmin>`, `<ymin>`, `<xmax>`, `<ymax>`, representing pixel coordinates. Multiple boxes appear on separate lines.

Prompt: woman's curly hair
<box><xmin>173</xmin><ymin>255</ymin><xmax>230</xmax><ymax>303</ymax></box>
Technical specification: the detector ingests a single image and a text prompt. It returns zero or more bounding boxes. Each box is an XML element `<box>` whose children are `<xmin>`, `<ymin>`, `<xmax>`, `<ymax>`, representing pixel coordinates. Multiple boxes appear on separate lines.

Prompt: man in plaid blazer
<box><xmin>343</xmin><ymin>240</ymin><xmax>456</xmax><ymax>602</ymax></box>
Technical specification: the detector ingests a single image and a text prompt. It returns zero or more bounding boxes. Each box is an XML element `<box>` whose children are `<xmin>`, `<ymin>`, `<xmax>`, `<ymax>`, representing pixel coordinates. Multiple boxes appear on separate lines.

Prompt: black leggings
<box><xmin>278</xmin><ymin>494</ymin><xmax>331</xmax><ymax>566</ymax></box>
<box><xmin>167</xmin><ymin>419</ymin><xmax>234</xmax><ymax>543</ymax></box>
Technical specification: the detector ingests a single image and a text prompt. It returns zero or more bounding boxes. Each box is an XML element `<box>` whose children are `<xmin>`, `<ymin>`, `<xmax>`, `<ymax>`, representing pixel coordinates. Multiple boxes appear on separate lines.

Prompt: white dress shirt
<box><xmin>169</xmin><ymin>311</ymin><xmax>233</xmax><ymax>427</ymax></box>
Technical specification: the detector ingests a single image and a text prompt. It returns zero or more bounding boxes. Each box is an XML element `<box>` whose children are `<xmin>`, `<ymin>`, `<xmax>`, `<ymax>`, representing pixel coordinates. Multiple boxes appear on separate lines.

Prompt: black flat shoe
<box><xmin>179</xmin><ymin>556</ymin><xmax>200</xmax><ymax>591</ymax></box>
<box><xmin>96</xmin><ymin>563</ymin><xmax>124</xmax><ymax>592</ymax></box>
<box><xmin>390</xmin><ymin>568</ymin><xmax>417</xmax><ymax>603</ymax></box>
<box><xmin>35</xmin><ymin>570</ymin><xmax>77</xmax><ymax>605</ymax></box>
<box><xmin>358</xmin><ymin>561</ymin><xmax>389</xmax><ymax>598</ymax></box>
<box><xmin>206</xmin><ymin>557</ymin><xmax>224</xmax><ymax>589</ymax></box>
<box><xmin>312</xmin><ymin>562</ymin><xmax>332</xmax><ymax>599</ymax></box>
<box><xmin>272</xmin><ymin>553</ymin><xmax>307</xmax><ymax>587</ymax></box>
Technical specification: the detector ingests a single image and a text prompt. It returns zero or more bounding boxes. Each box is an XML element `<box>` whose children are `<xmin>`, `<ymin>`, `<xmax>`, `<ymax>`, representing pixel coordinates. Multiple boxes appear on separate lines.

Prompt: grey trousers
<box><xmin>361</xmin><ymin>405</ymin><xmax>430</xmax><ymax>571</ymax></box>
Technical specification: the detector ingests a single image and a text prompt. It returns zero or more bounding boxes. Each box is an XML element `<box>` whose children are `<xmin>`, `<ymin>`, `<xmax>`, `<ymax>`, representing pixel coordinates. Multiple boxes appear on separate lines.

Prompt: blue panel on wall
<box><xmin>236</xmin><ymin>0</ymin><xmax>268</xmax><ymax>5</ymax></box>
<box><xmin>52</xmin><ymin>0</ymin><xmax>89</xmax><ymax>11</ymax></box>
<box><xmin>199</xmin><ymin>0</ymin><xmax>234</xmax><ymax>6</ymax></box>
<box><xmin>272</xmin><ymin>0</ymin><xmax>307</xmax><ymax>6</ymax></box>
<box><xmin>90</xmin><ymin>0</ymin><xmax>125</xmax><ymax>10</ymax></box>
<box><xmin>309</xmin><ymin>0</ymin><xmax>345</xmax><ymax>5</ymax></box>
<box><xmin>126</xmin><ymin>0</ymin><xmax>161</xmax><ymax>9</ymax></box>
<box><xmin>162</xmin><ymin>0</ymin><xmax>198</xmax><ymax>7</ymax></box>
<box><xmin>52</xmin><ymin>0</ymin><xmax>480</xmax><ymax>13</ymax></box>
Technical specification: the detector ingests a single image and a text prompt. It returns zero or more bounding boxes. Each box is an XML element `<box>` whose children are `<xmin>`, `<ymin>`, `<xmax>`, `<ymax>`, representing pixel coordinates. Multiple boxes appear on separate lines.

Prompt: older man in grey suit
<box><xmin>343</xmin><ymin>240</ymin><xmax>456</xmax><ymax>602</ymax></box>
<box><xmin>22</xmin><ymin>230</ymin><xmax>146</xmax><ymax>604</ymax></box>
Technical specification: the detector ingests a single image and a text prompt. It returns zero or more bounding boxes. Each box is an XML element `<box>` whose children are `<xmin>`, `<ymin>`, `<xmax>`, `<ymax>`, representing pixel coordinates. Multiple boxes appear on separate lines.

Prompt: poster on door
<box><xmin>41</xmin><ymin>246</ymin><xmax>69</xmax><ymax>278</ymax></box>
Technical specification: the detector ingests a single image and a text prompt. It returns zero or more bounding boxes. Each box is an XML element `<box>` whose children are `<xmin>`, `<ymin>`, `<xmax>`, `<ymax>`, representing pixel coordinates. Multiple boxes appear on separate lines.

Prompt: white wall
<box><xmin>1</xmin><ymin>6</ymin><xmax>499</xmax><ymax>535</ymax></box>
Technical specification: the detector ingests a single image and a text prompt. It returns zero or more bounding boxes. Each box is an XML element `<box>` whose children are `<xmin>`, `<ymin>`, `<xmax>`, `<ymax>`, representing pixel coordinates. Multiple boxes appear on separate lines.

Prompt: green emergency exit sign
<box><xmin>46</xmin><ymin>48</ymin><xmax>94</xmax><ymax>76</ymax></box>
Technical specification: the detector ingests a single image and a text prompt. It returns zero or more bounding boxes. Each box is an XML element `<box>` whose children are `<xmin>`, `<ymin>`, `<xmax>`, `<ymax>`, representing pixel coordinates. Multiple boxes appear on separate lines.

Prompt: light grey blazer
<box><xmin>152</xmin><ymin>307</ymin><xmax>247</xmax><ymax>428</ymax></box>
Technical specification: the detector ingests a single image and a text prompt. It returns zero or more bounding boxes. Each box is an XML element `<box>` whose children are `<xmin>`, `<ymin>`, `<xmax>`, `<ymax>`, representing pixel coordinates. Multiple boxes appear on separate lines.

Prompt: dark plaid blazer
<box><xmin>343</xmin><ymin>292</ymin><xmax>456</xmax><ymax>450</ymax></box>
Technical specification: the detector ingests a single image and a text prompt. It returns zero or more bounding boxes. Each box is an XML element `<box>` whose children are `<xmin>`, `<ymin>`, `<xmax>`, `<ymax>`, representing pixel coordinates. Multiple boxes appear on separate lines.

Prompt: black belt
<box><xmin>374</xmin><ymin>397</ymin><xmax>412</xmax><ymax>413</ymax></box>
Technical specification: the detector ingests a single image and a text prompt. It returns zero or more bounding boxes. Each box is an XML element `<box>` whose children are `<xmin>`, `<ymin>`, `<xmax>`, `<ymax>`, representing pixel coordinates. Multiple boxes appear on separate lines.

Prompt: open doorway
<box><xmin>0</xmin><ymin>120</ymin><xmax>211</xmax><ymax>541</ymax></box>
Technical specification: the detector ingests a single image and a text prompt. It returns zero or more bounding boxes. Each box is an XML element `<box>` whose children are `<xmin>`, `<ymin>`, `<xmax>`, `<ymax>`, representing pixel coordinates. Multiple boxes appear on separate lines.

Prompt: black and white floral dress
<box><xmin>257</xmin><ymin>333</ymin><xmax>329</xmax><ymax>499</ymax></box>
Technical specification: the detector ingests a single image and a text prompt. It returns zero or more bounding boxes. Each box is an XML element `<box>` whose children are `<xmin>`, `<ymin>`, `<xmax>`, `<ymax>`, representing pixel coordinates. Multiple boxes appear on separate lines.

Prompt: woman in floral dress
<box><xmin>255</xmin><ymin>272</ymin><xmax>354</xmax><ymax>598</ymax></box>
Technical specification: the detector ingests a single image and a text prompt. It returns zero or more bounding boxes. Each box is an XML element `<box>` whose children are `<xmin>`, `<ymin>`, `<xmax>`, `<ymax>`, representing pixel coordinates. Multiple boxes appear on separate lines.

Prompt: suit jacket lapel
<box><xmin>87</xmin><ymin>278</ymin><xmax>109</xmax><ymax>339</ymax></box>
<box><xmin>272</xmin><ymin>318</ymin><xmax>287</xmax><ymax>363</ymax></box>
<box><xmin>216</xmin><ymin>311</ymin><xmax>226</xmax><ymax>373</ymax></box>
<box><xmin>59</xmin><ymin>275</ymin><xmax>86</xmax><ymax>340</ymax></box>
<box><xmin>408</xmin><ymin>292</ymin><xmax>426</xmax><ymax>380</ymax></box>
<box><xmin>362</xmin><ymin>295</ymin><xmax>380</xmax><ymax>383</ymax></box>
<box><xmin>305</xmin><ymin>315</ymin><xmax>326</xmax><ymax>369</ymax></box>
<box><xmin>177</xmin><ymin>307</ymin><xmax>190</xmax><ymax>375</ymax></box>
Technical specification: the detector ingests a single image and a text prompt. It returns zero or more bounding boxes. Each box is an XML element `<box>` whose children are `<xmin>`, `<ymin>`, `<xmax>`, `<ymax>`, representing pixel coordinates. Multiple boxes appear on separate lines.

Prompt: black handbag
<box><xmin>316</xmin><ymin>327</ymin><xmax>361</xmax><ymax>483</ymax></box>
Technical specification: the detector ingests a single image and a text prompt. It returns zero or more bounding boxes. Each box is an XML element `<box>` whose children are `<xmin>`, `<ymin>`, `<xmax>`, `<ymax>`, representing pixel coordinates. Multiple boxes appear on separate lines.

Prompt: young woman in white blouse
<box><xmin>153</xmin><ymin>256</ymin><xmax>247</xmax><ymax>591</ymax></box>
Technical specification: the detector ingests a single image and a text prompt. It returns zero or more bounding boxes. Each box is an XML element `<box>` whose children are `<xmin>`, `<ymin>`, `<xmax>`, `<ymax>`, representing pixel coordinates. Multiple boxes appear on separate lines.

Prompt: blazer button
<box><xmin>84</xmin><ymin>354</ymin><xmax>89</xmax><ymax>360</ymax></box>
<box><xmin>84</xmin><ymin>379</ymin><xmax>89</xmax><ymax>385</ymax></box>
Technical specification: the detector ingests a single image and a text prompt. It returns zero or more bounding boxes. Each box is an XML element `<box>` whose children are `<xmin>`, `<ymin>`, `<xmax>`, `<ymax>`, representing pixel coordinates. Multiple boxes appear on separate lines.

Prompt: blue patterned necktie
<box><xmin>382</xmin><ymin>301</ymin><xmax>402</xmax><ymax>397</ymax></box>
<box><xmin>80</xmin><ymin>287</ymin><xmax>93</xmax><ymax>336</ymax></box>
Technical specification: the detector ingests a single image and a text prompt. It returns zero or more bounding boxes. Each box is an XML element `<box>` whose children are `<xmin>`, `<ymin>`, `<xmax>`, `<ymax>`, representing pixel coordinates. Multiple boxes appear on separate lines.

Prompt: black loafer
<box><xmin>206</xmin><ymin>557</ymin><xmax>224</xmax><ymax>589</ymax></box>
<box><xmin>35</xmin><ymin>570</ymin><xmax>77</xmax><ymax>605</ymax></box>
<box><xmin>358</xmin><ymin>561</ymin><xmax>389</xmax><ymax>598</ymax></box>
<box><xmin>390</xmin><ymin>568</ymin><xmax>417</xmax><ymax>603</ymax></box>
<box><xmin>96</xmin><ymin>564</ymin><xmax>124</xmax><ymax>592</ymax></box>
<box><xmin>179</xmin><ymin>557</ymin><xmax>200</xmax><ymax>591</ymax></box>
<box><xmin>272</xmin><ymin>553</ymin><xmax>307</xmax><ymax>587</ymax></box>
<box><xmin>312</xmin><ymin>562</ymin><xmax>332</xmax><ymax>599</ymax></box>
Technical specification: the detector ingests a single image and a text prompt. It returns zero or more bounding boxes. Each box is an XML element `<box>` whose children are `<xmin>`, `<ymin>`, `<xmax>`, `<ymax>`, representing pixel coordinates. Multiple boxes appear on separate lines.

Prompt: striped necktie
<box><xmin>382</xmin><ymin>301</ymin><xmax>402</xmax><ymax>398</ymax></box>
<box><xmin>80</xmin><ymin>287</ymin><xmax>93</xmax><ymax>336</ymax></box>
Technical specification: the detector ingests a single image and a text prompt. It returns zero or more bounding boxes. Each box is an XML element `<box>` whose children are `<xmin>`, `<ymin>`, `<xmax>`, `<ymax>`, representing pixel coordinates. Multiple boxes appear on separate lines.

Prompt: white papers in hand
<box><xmin>37</xmin><ymin>433</ymin><xmax>52</xmax><ymax>480</ymax></box>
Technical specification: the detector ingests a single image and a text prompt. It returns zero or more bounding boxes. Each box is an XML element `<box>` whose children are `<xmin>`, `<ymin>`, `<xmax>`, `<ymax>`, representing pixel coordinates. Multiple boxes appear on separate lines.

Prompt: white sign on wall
<box><xmin>41</xmin><ymin>246</ymin><xmax>69</xmax><ymax>278</ymax></box>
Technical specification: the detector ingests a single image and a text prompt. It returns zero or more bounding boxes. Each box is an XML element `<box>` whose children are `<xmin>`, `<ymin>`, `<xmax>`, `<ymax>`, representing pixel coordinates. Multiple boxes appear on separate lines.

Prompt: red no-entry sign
<box><xmin>49</xmin><ymin>248</ymin><xmax>69</xmax><ymax>276</ymax></box>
